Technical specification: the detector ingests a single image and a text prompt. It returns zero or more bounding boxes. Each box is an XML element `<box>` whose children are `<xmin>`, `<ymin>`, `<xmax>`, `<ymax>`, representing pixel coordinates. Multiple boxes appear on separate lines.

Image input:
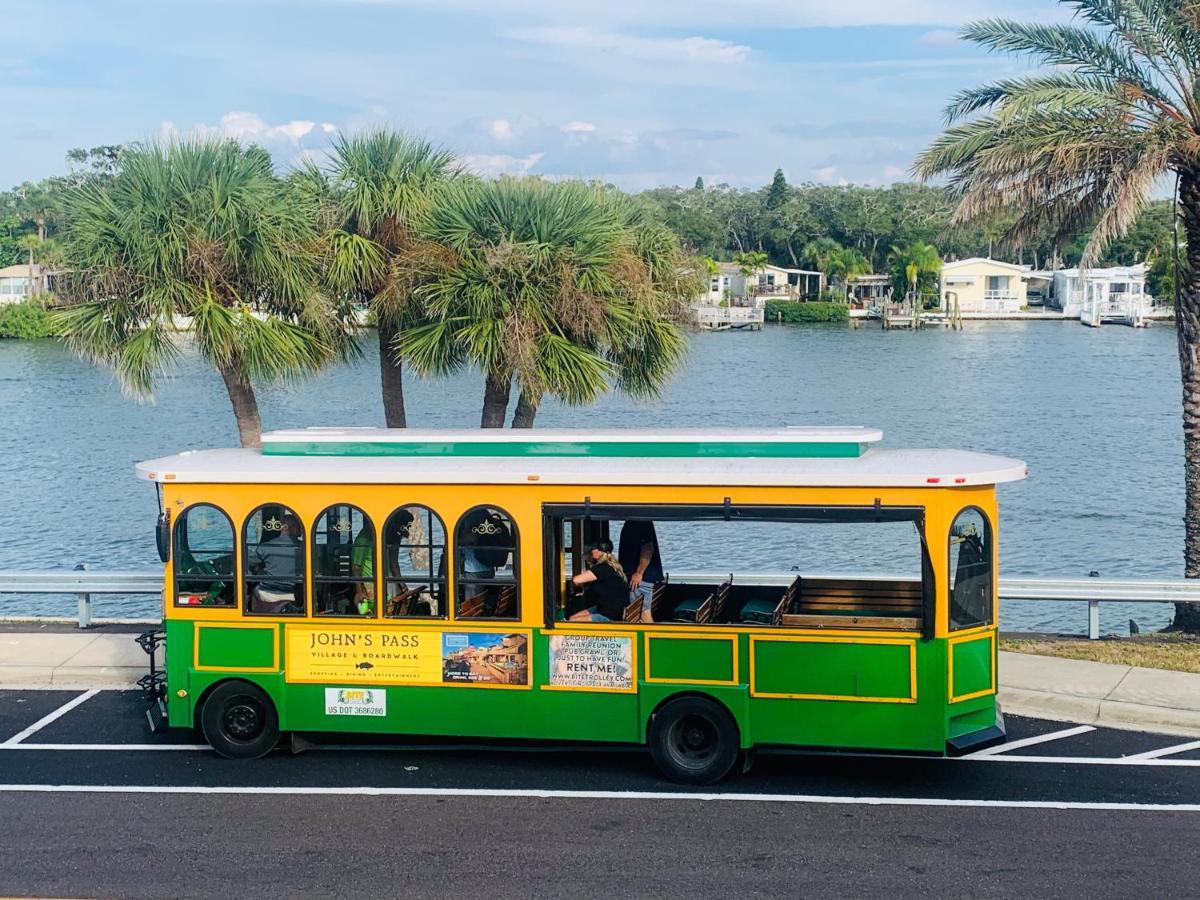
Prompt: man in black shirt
<box><xmin>567</xmin><ymin>539</ymin><xmax>628</xmax><ymax>622</ymax></box>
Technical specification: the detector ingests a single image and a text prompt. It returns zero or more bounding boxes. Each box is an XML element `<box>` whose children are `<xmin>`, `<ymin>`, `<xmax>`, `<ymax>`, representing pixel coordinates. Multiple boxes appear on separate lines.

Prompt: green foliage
<box><xmin>401</xmin><ymin>177</ymin><xmax>690</xmax><ymax>414</ymax></box>
<box><xmin>0</xmin><ymin>299</ymin><xmax>58</xmax><ymax>339</ymax></box>
<box><xmin>914</xmin><ymin>0</ymin><xmax>1198</xmax><ymax>267</ymax></box>
<box><xmin>888</xmin><ymin>240</ymin><xmax>942</xmax><ymax>298</ymax></box>
<box><xmin>54</xmin><ymin>139</ymin><xmax>347</xmax><ymax>443</ymax></box>
<box><xmin>763</xmin><ymin>300</ymin><xmax>848</xmax><ymax>323</ymax></box>
<box><xmin>765</xmin><ymin>168</ymin><xmax>788</xmax><ymax>210</ymax></box>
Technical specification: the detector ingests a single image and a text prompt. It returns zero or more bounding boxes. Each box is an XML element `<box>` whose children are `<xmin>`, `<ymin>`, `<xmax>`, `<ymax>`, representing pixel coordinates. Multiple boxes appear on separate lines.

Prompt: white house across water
<box><xmin>1050</xmin><ymin>265</ymin><xmax>1154</xmax><ymax>325</ymax></box>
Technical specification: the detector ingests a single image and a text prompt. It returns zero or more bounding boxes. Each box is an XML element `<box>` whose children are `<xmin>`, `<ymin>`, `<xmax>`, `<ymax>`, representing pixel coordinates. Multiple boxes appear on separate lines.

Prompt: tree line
<box><xmin>639</xmin><ymin>170</ymin><xmax>1178</xmax><ymax>301</ymax></box>
<box><xmin>2</xmin><ymin>135</ymin><xmax>695</xmax><ymax>446</ymax></box>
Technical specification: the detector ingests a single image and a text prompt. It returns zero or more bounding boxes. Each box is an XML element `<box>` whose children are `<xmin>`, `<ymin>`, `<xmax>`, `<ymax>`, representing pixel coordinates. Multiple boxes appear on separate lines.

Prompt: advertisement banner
<box><xmin>286</xmin><ymin>626</ymin><xmax>530</xmax><ymax>688</ymax></box>
<box><xmin>441</xmin><ymin>632</ymin><xmax>530</xmax><ymax>685</ymax></box>
<box><xmin>286</xmin><ymin>626</ymin><xmax>440</xmax><ymax>685</ymax></box>
<box><xmin>547</xmin><ymin>634</ymin><xmax>635</xmax><ymax>691</ymax></box>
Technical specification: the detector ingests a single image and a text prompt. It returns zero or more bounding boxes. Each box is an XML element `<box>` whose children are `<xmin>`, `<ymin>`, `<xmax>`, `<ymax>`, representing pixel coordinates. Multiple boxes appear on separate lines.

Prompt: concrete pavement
<box><xmin>0</xmin><ymin>626</ymin><xmax>1198</xmax><ymax>737</ymax></box>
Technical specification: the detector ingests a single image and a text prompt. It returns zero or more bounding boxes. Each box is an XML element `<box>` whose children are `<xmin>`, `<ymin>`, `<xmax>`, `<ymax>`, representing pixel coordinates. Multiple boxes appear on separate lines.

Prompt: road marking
<box><xmin>0</xmin><ymin>743</ymin><xmax>209</xmax><ymax>751</ymax></box>
<box><xmin>2</xmin><ymin>690</ymin><xmax>101</xmax><ymax>745</ymax></box>
<box><xmin>964</xmin><ymin>725</ymin><xmax>1095</xmax><ymax>757</ymax></box>
<box><xmin>0</xmin><ymin>743</ymin><xmax>1198</xmax><ymax>767</ymax></box>
<box><xmin>968</xmin><ymin>754</ymin><xmax>1200</xmax><ymax>767</ymax></box>
<box><xmin>1124</xmin><ymin>740</ymin><xmax>1200</xmax><ymax>760</ymax></box>
<box><xmin>0</xmin><ymin>783</ymin><xmax>1194</xmax><ymax>812</ymax></box>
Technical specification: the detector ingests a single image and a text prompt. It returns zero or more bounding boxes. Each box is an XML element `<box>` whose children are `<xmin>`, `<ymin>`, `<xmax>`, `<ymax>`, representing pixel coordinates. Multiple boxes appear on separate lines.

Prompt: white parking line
<box><xmin>0</xmin><ymin>743</ymin><xmax>209</xmax><ymax>751</ymax></box>
<box><xmin>964</xmin><ymin>725</ymin><xmax>1095</xmax><ymax>757</ymax></box>
<box><xmin>2</xmin><ymin>690</ymin><xmax>101</xmax><ymax>746</ymax></box>
<box><xmin>0</xmin><ymin>783</ymin><xmax>1194</xmax><ymax>812</ymax></box>
<box><xmin>1124</xmin><ymin>740</ymin><xmax>1200</xmax><ymax>760</ymax></box>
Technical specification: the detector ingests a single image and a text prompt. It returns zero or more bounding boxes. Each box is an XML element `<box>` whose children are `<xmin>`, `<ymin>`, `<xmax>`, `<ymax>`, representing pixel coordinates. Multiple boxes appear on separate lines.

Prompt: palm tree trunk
<box><xmin>27</xmin><ymin>248</ymin><xmax>35</xmax><ymax>300</ymax></box>
<box><xmin>217</xmin><ymin>359</ymin><xmax>263</xmax><ymax>449</ymax></box>
<box><xmin>511</xmin><ymin>389</ymin><xmax>539</xmax><ymax>428</ymax></box>
<box><xmin>377</xmin><ymin>322</ymin><xmax>406</xmax><ymax>428</ymax></box>
<box><xmin>481</xmin><ymin>372</ymin><xmax>511</xmax><ymax>428</ymax></box>
<box><xmin>1172</xmin><ymin>168</ymin><xmax>1200</xmax><ymax>633</ymax></box>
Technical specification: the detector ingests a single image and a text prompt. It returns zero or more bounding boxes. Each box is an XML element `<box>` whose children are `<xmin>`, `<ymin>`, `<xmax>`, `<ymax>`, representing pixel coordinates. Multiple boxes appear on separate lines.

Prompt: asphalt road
<box><xmin>0</xmin><ymin>689</ymin><xmax>1197</xmax><ymax>899</ymax></box>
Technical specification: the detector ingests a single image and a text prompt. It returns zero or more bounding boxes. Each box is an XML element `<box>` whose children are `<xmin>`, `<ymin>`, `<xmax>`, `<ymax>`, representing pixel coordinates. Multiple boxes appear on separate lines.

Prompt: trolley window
<box><xmin>949</xmin><ymin>507</ymin><xmax>994</xmax><ymax>630</ymax></box>
<box><xmin>243</xmin><ymin>504</ymin><xmax>306</xmax><ymax>616</ymax></box>
<box><xmin>455</xmin><ymin>506</ymin><xmax>519</xmax><ymax>619</ymax></box>
<box><xmin>313</xmin><ymin>504</ymin><xmax>375</xmax><ymax>617</ymax></box>
<box><xmin>544</xmin><ymin>502</ymin><xmax>933</xmax><ymax>636</ymax></box>
<box><xmin>383</xmin><ymin>505</ymin><xmax>447</xmax><ymax>618</ymax></box>
<box><xmin>174</xmin><ymin>504</ymin><xmax>236</xmax><ymax>607</ymax></box>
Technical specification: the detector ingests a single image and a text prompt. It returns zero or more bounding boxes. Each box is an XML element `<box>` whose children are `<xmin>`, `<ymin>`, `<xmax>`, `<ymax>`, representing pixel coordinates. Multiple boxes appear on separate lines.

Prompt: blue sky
<box><xmin>2</xmin><ymin>0</ymin><xmax>1058</xmax><ymax>190</ymax></box>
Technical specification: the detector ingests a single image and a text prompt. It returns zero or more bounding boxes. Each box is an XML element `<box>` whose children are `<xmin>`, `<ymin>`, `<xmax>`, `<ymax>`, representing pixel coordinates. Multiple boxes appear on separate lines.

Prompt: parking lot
<box><xmin>0</xmin><ymin>688</ymin><xmax>1197</xmax><ymax>898</ymax></box>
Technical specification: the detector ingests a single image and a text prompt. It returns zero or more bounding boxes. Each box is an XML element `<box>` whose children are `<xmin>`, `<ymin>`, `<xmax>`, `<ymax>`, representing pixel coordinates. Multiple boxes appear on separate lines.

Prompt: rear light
<box><xmin>926</xmin><ymin>477</ymin><xmax>941</xmax><ymax>484</ymax></box>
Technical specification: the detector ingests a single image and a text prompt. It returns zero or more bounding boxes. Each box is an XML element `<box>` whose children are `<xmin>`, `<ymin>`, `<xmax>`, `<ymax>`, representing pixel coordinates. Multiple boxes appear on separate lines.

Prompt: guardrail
<box><xmin>0</xmin><ymin>569</ymin><xmax>1197</xmax><ymax>638</ymax></box>
<box><xmin>0</xmin><ymin>568</ymin><xmax>162</xmax><ymax>628</ymax></box>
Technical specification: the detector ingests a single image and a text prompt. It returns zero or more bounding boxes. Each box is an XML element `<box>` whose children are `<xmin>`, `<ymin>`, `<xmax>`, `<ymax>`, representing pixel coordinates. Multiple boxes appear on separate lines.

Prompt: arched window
<box><xmin>313</xmin><ymin>504</ymin><xmax>375</xmax><ymax>617</ymax></box>
<box><xmin>382</xmin><ymin>505</ymin><xmax>446</xmax><ymax>618</ymax></box>
<box><xmin>243</xmin><ymin>504</ymin><xmax>305</xmax><ymax>616</ymax></box>
<box><xmin>454</xmin><ymin>506</ymin><xmax>519</xmax><ymax>619</ymax></box>
<box><xmin>174</xmin><ymin>504</ymin><xmax>235</xmax><ymax>607</ymax></box>
<box><xmin>949</xmin><ymin>507</ymin><xmax>993</xmax><ymax>630</ymax></box>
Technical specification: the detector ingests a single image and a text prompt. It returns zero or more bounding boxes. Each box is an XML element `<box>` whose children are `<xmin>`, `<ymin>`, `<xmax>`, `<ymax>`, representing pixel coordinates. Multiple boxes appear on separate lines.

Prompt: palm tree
<box><xmin>15</xmin><ymin>233</ymin><xmax>42</xmax><ymax>299</ymax></box>
<box><xmin>888</xmin><ymin>240</ymin><xmax>942</xmax><ymax>318</ymax></box>
<box><xmin>913</xmin><ymin>0</ymin><xmax>1200</xmax><ymax>631</ymax></box>
<box><xmin>733</xmin><ymin>250</ymin><xmax>769</xmax><ymax>299</ymax></box>
<box><xmin>55</xmin><ymin>139</ymin><xmax>346</xmax><ymax>448</ymax></box>
<box><xmin>400</xmin><ymin>177</ymin><xmax>688</xmax><ymax>428</ymax></box>
<box><xmin>323</xmin><ymin>129</ymin><xmax>458</xmax><ymax>427</ymax></box>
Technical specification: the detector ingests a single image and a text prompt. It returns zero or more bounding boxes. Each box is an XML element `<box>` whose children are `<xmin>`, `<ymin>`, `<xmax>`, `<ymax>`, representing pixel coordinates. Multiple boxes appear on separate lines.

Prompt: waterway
<box><xmin>0</xmin><ymin>321</ymin><xmax>1184</xmax><ymax>633</ymax></box>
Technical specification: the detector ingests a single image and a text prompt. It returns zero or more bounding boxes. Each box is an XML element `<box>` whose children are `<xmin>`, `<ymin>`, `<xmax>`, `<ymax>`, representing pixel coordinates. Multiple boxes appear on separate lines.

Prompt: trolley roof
<box><xmin>135</xmin><ymin>428</ymin><xmax>1027</xmax><ymax>488</ymax></box>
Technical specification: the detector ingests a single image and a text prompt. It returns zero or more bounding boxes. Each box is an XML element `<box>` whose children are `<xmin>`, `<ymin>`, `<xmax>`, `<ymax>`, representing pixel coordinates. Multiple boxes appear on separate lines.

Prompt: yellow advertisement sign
<box><xmin>286</xmin><ymin>626</ymin><xmax>440</xmax><ymax>685</ymax></box>
<box><xmin>285</xmin><ymin>626</ymin><xmax>532</xmax><ymax>688</ymax></box>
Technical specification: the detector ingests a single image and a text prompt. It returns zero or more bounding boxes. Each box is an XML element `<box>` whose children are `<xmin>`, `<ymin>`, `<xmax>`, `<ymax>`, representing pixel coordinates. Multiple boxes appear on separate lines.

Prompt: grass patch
<box><xmin>1000</xmin><ymin>635</ymin><xmax>1200</xmax><ymax>674</ymax></box>
<box><xmin>763</xmin><ymin>300</ymin><xmax>848</xmax><ymax>324</ymax></box>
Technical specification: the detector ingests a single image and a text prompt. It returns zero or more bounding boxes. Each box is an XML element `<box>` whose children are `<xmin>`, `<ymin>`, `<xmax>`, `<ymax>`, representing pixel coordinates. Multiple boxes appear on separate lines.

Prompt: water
<box><xmin>0</xmin><ymin>321</ymin><xmax>1184</xmax><ymax>633</ymax></box>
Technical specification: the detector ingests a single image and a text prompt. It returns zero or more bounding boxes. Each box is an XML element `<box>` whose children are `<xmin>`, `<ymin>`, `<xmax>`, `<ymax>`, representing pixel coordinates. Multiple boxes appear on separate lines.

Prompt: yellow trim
<box><xmin>947</xmin><ymin>630</ymin><xmax>997</xmax><ymax>703</ymax></box>
<box><xmin>193</xmin><ymin>622</ymin><xmax>280</xmax><ymax>673</ymax></box>
<box><xmin>643</xmin><ymin>632</ymin><xmax>740</xmax><ymax>686</ymax></box>
<box><xmin>540</xmin><ymin>630</ymin><xmax>639</xmax><ymax>694</ymax></box>
<box><xmin>748</xmin><ymin>634</ymin><xmax>918</xmax><ymax>704</ymax></box>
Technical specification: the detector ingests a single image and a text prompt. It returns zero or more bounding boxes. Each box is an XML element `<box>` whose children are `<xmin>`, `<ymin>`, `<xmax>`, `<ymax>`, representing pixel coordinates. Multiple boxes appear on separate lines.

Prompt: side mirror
<box><xmin>156</xmin><ymin>511</ymin><xmax>170</xmax><ymax>563</ymax></box>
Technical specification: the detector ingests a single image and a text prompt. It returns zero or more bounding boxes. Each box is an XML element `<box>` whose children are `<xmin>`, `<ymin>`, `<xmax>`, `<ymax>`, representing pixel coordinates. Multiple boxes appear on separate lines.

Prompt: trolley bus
<box><xmin>136</xmin><ymin>427</ymin><xmax>1025</xmax><ymax>783</ymax></box>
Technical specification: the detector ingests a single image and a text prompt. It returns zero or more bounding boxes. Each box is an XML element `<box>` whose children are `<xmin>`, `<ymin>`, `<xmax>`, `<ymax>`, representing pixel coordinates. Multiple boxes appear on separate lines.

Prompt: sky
<box><xmin>1</xmin><ymin>0</ymin><xmax>1059</xmax><ymax>191</ymax></box>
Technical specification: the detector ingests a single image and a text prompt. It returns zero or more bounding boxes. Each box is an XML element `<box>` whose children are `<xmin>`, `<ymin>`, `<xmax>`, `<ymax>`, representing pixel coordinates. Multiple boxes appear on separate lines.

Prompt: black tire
<box><xmin>648</xmin><ymin>695</ymin><xmax>740</xmax><ymax>785</ymax></box>
<box><xmin>200</xmin><ymin>680</ymin><xmax>279</xmax><ymax>760</ymax></box>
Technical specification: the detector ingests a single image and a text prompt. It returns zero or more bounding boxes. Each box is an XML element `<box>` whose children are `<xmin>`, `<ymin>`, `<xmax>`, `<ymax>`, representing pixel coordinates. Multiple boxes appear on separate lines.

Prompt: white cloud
<box><xmin>815</xmin><ymin>165</ymin><xmax>848</xmax><ymax>186</ymax></box>
<box><xmin>460</xmin><ymin>151</ymin><xmax>545</xmax><ymax>177</ymax></box>
<box><xmin>488</xmin><ymin>118</ymin><xmax>515</xmax><ymax>140</ymax></box>
<box><xmin>160</xmin><ymin>111</ymin><xmax>337</xmax><ymax>146</ymax></box>
<box><xmin>506</xmin><ymin>27</ymin><xmax>750</xmax><ymax>65</ymax></box>
<box><xmin>917</xmin><ymin>28</ymin><xmax>961</xmax><ymax>46</ymax></box>
<box><xmin>562</xmin><ymin>120</ymin><xmax>596</xmax><ymax>133</ymax></box>
<box><xmin>883</xmin><ymin>164</ymin><xmax>905</xmax><ymax>181</ymax></box>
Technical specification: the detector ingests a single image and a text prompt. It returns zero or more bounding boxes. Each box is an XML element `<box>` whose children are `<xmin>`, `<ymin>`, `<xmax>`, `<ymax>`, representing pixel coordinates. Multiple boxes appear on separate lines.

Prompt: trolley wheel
<box><xmin>648</xmin><ymin>695</ymin><xmax>740</xmax><ymax>785</ymax></box>
<box><xmin>200</xmin><ymin>680</ymin><xmax>279</xmax><ymax>760</ymax></box>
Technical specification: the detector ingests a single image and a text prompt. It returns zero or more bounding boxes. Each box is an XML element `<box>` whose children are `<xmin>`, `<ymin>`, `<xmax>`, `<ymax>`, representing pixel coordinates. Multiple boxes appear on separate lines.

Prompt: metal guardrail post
<box><xmin>1088</xmin><ymin>600</ymin><xmax>1100</xmax><ymax>640</ymax></box>
<box><xmin>74</xmin><ymin>562</ymin><xmax>91</xmax><ymax>629</ymax></box>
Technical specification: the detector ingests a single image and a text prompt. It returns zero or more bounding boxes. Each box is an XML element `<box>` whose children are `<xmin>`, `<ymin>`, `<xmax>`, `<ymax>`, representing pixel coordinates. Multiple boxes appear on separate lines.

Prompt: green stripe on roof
<box><xmin>261</xmin><ymin>440</ymin><xmax>865</xmax><ymax>459</ymax></box>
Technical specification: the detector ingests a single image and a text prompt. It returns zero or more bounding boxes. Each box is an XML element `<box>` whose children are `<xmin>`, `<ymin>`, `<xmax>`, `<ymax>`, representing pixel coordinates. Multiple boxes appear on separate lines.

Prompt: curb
<box><xmin>999</xmin><ymin>687</ymin><xmax>1200</xmax><ymax>739</ymax></box>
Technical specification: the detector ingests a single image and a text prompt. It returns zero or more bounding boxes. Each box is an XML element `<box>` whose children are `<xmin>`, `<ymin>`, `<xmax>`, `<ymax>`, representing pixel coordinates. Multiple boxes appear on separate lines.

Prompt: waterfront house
<box><xmin>938</xmin><ymin>258</ymin><xmax>1030</xmax><ymax>313</ymax></box>
<box><xmin>846</xmin><ymin>273</ymin><xmax>891</xmax><ymax>310</ymax></box>
<box><xmin>0</xmin><ymin>264</ymin><xmax>56</xmax><ymax>304</ymax></box>
<box><xmin>701</xmin><ymin>263</ymin><xmax>824</xmax><ymax>304</ymax></box>
<box><xmin>1050</xmin><ymin>265</ymin><xmax>1154</xmax><ymax>320</ymax></box>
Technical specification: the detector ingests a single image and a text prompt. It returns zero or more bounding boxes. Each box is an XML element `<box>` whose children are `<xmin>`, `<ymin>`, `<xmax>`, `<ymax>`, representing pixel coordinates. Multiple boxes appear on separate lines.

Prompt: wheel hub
<box><xmin>225</xmin><ymin>701</ymin><xmax>261</xmax><ymax>740</ymax></box>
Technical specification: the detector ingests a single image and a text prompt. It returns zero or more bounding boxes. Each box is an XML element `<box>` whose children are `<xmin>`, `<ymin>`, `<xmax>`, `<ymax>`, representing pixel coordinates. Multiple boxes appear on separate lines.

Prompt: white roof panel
<box><xmin>135</xmin><ymin>446</ymin><xmax>1027</xmax><ymax>487</ymax></box>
